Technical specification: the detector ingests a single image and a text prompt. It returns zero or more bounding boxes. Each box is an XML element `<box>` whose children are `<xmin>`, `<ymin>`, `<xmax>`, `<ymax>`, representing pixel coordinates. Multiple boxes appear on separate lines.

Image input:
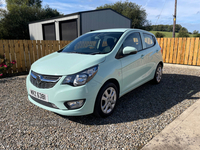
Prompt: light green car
<box><xmin>26</xmin><ymin>28</ymin><xmax>163</xmax><ymax>117</ymax></box>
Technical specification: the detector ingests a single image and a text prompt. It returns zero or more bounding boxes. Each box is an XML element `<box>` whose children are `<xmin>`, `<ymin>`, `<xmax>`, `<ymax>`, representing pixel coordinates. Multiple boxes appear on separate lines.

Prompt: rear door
<box><xmin>140</xmin><ymin>33</ymin><xmax>158</xmax><ymax>81</ymax></box>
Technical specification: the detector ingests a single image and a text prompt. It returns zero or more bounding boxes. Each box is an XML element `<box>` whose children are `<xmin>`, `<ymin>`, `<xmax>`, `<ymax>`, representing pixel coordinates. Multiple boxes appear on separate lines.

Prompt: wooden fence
<box><xmin>0</xmin><ymin>38</ymin><xmax>200</xmax><ymax>75</ymax></box>
<box><xmin>0</xmin><ymin>40</ymin><xmax>71</xmax><ymax>74</ymax></box>
<box><xmin>157</xmin><ymin>38</ymin><xmax>200</xmax><ymax>66</ymax></box>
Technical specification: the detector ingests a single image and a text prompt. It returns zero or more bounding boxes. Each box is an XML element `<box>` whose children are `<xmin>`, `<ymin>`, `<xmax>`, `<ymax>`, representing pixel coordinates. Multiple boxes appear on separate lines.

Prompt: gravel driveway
<box><xmin>0</xmin><ymin>64</ymin><xmax>200</xmax><ymax>149</ymax></box>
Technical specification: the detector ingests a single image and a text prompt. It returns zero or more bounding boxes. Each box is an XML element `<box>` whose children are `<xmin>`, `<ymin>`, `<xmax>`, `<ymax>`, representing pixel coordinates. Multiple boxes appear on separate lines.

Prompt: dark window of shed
<box><xmin>42</xmin><ymin>23</ymin><xmax>56</xmax><ymax>40</ymax></box>
<box><xmin>59</xmin><ymin>19</ymin><xmax>78</xmax><ymax>41</ymax></box>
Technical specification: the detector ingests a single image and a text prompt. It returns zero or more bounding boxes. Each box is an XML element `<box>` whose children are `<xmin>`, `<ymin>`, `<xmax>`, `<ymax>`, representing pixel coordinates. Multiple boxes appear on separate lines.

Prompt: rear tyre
<box><xmin>152</xmin><ymin>64</ymin><xmax>163</xmax><ymax>84</ymax></box>
<box><xmin>94</xmin><ymin>82</ymin><xmax>118</xmax><ymax>117</ymax></box>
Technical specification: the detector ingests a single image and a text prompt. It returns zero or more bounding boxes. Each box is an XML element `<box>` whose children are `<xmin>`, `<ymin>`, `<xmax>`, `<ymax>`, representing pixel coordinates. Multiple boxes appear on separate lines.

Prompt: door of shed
<box><xmin>59</xmin><ymin>19</ymin><xmax>78</xmax><ymax>41</ymax></box>
<box><xmin>42</xmin><ymin>23</ymin><xmax>56</xmax><ymax>40</ymax></box>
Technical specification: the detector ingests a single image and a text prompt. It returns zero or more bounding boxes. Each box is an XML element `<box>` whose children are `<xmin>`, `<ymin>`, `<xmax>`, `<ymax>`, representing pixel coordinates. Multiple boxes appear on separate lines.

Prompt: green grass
<box><xmin>150</xmin><ymin>31</ymin><xmax>194</xmax><ymax>38</ymax></box>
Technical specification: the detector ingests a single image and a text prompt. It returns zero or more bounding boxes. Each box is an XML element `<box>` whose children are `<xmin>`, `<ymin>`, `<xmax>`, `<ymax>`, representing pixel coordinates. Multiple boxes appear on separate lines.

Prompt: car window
<box><xmin>61</xmin><ymin>32</ymin><xmax>123</xmax><ymax>54</ymax></box>
<box><xmin>101</xmin><ymin>36</ymin><xmax>115</xmax><ymax>47</ymax></box>
<box><xmin>143</xmin><ymin>33</ymin><xmax>155</xmax><ymax>48</ymax></box>
<box><xmin>74</xmin><ymin>37</ymin><xmax>97</xmax><ymax>51</ymax></box>
<box><xmin>123</xmin><ymin>32</ymin><xmax>142</xmax><ymax>51</ymax></box>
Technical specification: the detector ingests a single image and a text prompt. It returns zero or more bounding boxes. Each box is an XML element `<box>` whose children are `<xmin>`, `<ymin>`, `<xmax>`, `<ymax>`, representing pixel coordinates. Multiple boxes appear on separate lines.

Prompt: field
<box><xmin>150</xmin><ymin>31</ymin><xmax>194</xmax><ymax>38</ymax></box>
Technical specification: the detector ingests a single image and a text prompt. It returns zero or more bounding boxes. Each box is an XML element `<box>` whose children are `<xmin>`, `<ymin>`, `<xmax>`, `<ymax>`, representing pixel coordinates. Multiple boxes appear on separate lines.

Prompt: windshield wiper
<box><xmin>90</xmin><ymin>52</ymin><xmax>105</xmax><ymax>55</ymax></box>
<box><xmin>65</xmin><ymin>52</ymin><xmax>85</xmax><ymax>54</ymax></box>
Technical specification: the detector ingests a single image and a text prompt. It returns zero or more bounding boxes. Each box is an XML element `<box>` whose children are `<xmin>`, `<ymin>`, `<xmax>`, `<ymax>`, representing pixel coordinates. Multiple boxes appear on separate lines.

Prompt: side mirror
<box><xmin>123</xmin><ymin>46</ymin><xmax>138</xmax><ymax>55</ymax></box>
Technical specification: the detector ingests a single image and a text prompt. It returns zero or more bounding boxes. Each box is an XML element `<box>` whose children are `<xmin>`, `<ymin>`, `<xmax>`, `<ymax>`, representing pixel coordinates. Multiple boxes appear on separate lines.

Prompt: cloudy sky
<box><xmin>42</xmin><ymin>0</ymin><xmax>200</xmax><ymax>32</ymax></box>
<box><xmin>1</xmin><ymin>0</ymin><xmax>200</xmax><ymax>32</ymax></box>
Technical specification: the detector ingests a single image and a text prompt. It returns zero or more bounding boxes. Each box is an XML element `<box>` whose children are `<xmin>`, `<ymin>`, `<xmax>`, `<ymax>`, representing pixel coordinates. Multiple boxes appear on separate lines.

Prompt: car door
<box><xmin>140</xmin><ymin>33</ymin><xmax>158</xmax><ymax>81</ymax></box>
<box><xmin>119</xmin><ymin>32</ymin><xmax>147</xmax><ymax>95</ymax></box>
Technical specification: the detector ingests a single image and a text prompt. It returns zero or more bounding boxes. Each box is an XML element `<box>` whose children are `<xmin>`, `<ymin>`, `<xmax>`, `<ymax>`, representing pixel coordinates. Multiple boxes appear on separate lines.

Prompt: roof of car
<box><xmin>91</xmin><ymin>28</ymin><xmax>146</xmax><ymax>33</ymax></box>
<box><xmin>90</xmin><ymin>28</ymin><xmax>155</xmax><ymax>36</ymax></box>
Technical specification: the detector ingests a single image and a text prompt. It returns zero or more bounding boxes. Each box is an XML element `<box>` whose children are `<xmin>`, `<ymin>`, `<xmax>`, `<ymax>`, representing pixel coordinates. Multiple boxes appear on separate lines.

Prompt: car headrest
<box><xmin>107</xmin><ymin>38</ymin><xmax>114</xmax><ymax>48</ymax></box>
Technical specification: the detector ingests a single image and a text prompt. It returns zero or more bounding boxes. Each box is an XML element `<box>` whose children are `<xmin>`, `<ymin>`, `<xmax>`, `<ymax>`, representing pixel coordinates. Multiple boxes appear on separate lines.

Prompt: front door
<box><xmin>120</xmin><ymin>32</ymin><xmax>146</xmax><ymax>94</ymax></box>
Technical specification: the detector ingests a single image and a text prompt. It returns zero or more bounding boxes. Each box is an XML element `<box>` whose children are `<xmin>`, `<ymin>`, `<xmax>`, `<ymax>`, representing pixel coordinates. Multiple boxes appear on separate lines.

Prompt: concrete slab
<box><xmin>164</xmin><ymin>63</ymin><xmax>200</xmax><ymax>70</ymax></box>
<box><xmin>142</xmin><ymin>99</ymin><xmax>200</xmax><ymax>150</ymax></box>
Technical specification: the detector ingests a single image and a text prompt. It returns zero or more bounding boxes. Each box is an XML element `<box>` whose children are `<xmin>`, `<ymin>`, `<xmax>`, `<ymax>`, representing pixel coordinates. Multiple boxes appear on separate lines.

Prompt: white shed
<box><xmin>29</xmin><ymin>9</ymin><xmax>131</xmax><ymax>41</ymax></box>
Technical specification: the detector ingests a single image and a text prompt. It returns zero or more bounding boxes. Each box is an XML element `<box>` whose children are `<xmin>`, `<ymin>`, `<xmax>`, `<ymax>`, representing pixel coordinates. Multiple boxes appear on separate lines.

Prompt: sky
<box><xmin>41</xmin><ymin>0</ymin><xmax>200</xmax><ymax>32</ymax></box>
<box><xmin>1</xmin><ymin>0</ymin><xmax>200</xmax><ymax>32</ymax></box>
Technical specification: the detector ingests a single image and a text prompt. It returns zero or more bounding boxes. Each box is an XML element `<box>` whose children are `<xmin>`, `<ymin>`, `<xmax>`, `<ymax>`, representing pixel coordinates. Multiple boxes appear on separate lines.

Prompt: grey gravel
<box><xmin>0</xmin><ymin>65</ymin><xmax>200</xmax><ymax>149</ymax></box>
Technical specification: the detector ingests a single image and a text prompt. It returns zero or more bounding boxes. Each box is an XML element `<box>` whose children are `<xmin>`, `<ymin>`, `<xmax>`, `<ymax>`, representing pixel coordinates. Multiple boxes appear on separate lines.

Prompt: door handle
<box><xmin>141</xmin><ymin>54</ymin><xmax>144</xmax><ymax>59</ymax></box>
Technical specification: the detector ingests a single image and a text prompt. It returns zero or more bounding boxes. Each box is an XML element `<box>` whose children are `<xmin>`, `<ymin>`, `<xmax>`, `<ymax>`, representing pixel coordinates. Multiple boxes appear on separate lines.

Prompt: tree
<box><xmin>155</xmin><ymin>32</ymin><xmax>165</xmax><ymax>38</ymax></box>
<box><xmin>0</xmin><ymin>3</ymin><xmax>61</xmax><ymax>39</ymax></box>
<box><xmin>6</xmin><ymin>0</ymin><xmax>42</xmax><ymax>10</ymax></box>
<box><xmin>175</xmin><ymin>24</ymin><xmax>182</xmax><ymax>33</ymax></box>
<box><xmin>193</xmin><ymin>30</ymin><xmax>199</xmax><ymax>34</ymax></box>
<box><xmin>180</xmin><ymin>27</ymin><xmax>188</xmax><ymax>33</ymax></box>
<box><xmin>142</xmin><ymin>21</ymin><xmax>152</xmax><ymax>31</ymax></box>
<box><xmin>96</xmin><ymin>1</ymin><xmax>148</xmax><ymax>29</ymax></box>
<box><xmin>167</xmin><ymin>25</ymin><xmax>173</xmax><ymax>32</ymax></box>
<box><xmin>177</xmin><ymin>28</ymin><xmax>189</xmax><ymax>37</ymax></box>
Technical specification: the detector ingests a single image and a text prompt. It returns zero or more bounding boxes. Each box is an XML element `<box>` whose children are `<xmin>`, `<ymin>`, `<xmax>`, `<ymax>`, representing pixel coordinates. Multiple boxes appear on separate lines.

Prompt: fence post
<box><xmin>184</xmin><ymin>38</ymin><xmax>191</xmax><ymax>65</ymax></box>
<box><xmin>188</xmin><ymin>38</ymin><xmax>195</xmax><ymax>65</ymax></box>
<box><xmin>169</xmin><ymin>38</ymin><xmax>174</xmax><ymax>63</ymax></box>
<box><xmin>192</xmin><ymin>38</ymin><xmax>200</xmax><ymax>65</ymax></box>
<box><xmin>15</xmin><ymin>40</ymin><xmax>22</xmax><ymax>72</ymax></box>
<box><xmin>176</xmin><ymin>38</ymin><xmax>182</xmax><ymax>64</ymax></box>
<box><xmin>0</xmin><ymin>40</ymin><xmax>3</xmax><ymax>64</ymax></box>
<box><xmin>173</xmin><ymin>38</ymin><xmax>179</xmax><ymax>64</ymax></box>
<box><xmin>180</xmin><ymin>38</ymin><xmax>187</xmax><ymax>64</ymax></box>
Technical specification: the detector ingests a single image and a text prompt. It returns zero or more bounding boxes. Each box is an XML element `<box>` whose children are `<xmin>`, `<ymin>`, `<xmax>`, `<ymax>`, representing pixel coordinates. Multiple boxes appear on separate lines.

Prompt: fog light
<box><xmin>64</xmin><ymin>99</ymin><xmax>85</xmax><ymax>110</ymax></box>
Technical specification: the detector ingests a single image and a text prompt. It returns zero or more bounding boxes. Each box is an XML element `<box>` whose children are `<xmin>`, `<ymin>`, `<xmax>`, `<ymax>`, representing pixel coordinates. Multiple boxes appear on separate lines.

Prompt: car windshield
<box><xmin>60</xmin><ymin>32</ymin><xmax>123</xmax><ymax>54</ymax></box>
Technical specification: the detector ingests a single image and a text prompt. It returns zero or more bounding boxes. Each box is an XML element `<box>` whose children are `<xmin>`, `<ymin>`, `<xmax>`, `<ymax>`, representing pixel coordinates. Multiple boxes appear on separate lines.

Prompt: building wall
<box><xmin>81</xmin><ymin>9</ymin><xmax>131</xmax><ymax>34</ymax></box>
<box><xmin>29</xmin><ymin>15</ymin><xmax>80</xmax><ymax>40</ymax></box>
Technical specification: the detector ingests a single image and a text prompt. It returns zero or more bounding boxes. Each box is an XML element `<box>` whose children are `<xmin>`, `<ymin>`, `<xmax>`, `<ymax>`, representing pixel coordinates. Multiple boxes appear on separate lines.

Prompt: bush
<box><xmin>194</xmin><ymin>34</ymin><xmax>200</xmax><ymax>37</ymax></box>
<box><xmin>0</xmin><ymin>55</ymin><xmax>16</xmax><ymax>77</ymax></box>
<box><xmin>193</xmin><ymin>30</ymin><xmax>199</xmax><ymax>34</ymax></box>
<box><xmin>155</xmin><ymin>32</ymin><xmax>165</xmax><ymax>38</ymax></box>
<box><xmin>177</xmin><ymin>28</ymin><xmax>189</xmax><ymax>37</ymax></box>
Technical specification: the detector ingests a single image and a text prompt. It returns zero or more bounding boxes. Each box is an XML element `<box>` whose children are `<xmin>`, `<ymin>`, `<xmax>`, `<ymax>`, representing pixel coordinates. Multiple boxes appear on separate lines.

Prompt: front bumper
<box><xmin>26</xmin><ymin>74</ymin><xmax>102</xmax><ymax>116</ymax></box>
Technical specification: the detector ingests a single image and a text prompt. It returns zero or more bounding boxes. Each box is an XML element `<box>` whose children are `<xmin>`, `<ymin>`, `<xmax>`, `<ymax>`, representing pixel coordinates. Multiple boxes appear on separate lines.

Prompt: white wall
<box><xmin>29</xmin><ymin>15</ymin><xmax>79</xmax><ymax>40</ymax></box>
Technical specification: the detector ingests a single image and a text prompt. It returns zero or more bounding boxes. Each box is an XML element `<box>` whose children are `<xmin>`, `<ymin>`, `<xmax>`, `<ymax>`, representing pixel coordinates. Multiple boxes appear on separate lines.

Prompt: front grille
<box><xmin>30</xmin><ymin>71</ymin><xmax>61</xmax><ymax>89</ymax></box>
<box><xmin>30</xmin><ymin>95</ymin><xmax>59</xmax><ymax>109</ymax></box>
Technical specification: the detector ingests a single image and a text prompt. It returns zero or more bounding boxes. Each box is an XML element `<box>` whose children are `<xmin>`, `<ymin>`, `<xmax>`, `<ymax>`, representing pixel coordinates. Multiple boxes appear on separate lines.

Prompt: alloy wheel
<box><xmin>101</xmin><ymin>87</ymin><xmax>117</xmax><ymax>114</ymax></box>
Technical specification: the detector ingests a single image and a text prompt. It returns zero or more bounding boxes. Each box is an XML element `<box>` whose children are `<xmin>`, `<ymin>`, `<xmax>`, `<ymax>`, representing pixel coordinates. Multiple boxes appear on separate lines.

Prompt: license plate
<box><xmin>29</xmin><ymin>89</ymin><xmax>48</xmax><ymax>102</ymax></box>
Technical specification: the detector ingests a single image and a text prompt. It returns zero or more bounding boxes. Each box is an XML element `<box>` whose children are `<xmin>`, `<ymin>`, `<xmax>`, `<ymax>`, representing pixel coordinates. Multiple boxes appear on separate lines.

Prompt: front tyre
<box><xmin>152</xmin><ymin>64</ymin><xmax>163</xmax><ymax>84</ymax></box>
<box><xmin>94</xmin><ymin>82</ymin><xmax>118</xmax><ymax>117</ymax></box>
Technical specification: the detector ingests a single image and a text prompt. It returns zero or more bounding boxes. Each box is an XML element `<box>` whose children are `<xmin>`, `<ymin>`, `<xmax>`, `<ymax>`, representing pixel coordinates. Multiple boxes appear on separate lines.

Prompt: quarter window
<box><xmin>143</xmin><ymin>33</ymin><xmax>155</xmax><ymax>48</ymax></box>
<box><xmin>123</xmin><ymin>32</ymin><xmax>142</xmax><ymax>51</ymax></box>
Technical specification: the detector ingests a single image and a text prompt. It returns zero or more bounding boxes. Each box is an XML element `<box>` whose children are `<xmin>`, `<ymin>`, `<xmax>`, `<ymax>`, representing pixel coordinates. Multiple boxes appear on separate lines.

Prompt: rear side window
<box><xmin>143</xmin><ymin>33</ymin><xmax>155</xmax><ymax>48</ymax></box>
<box><xmin>123</xmin><ymin>32</ymin><xmax>142</xmax><ymax>51</ymax></box>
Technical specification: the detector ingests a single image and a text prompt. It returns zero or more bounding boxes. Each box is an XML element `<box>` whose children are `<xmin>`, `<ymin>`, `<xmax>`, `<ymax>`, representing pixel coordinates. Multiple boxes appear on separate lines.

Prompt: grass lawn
<box><xmin>150</xmin><ymin>31</ymin><xmax>194</xmax><ymax>38</ymax></box>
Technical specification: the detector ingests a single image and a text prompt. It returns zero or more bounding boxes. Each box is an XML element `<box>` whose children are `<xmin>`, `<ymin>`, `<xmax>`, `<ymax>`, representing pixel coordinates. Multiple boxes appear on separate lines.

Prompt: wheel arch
<box><xmin>97</xmin><ymin>78</ymin><xmax>120</xmax><ymax>100</ymax></box>
<box><xmin>103</xmin><ymin>78</ymin><xmax>120</xmax><ymax>97</ymax></box>
<box><xmin>159</xmin><ymin>61</ymin><xmax>164</xmax><ymax>68</ymax></box>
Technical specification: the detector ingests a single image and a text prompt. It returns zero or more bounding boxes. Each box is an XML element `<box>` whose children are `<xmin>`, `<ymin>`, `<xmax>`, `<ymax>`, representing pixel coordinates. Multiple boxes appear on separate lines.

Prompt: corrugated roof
<box><xmin>29</xmin><ymin>8</ymin><xmax>131</xmax><ymax>24</ymax></box>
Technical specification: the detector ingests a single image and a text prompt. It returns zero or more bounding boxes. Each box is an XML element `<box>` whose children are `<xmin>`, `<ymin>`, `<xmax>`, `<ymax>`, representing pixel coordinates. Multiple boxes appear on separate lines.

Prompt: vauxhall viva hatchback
<box><xmin>26</xmin><ymin>29</ymin><xmax>163</xmax><ymax>117</ymax></box>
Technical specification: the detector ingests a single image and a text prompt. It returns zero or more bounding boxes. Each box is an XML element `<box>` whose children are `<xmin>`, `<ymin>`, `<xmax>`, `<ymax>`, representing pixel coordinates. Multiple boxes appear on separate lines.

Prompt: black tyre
<box><xmin>152</xmin><ymin>63</ymin><xmax>163</xmax><ymax>84</ymax></box>
<box><xmin>94</xmin><ymin>82</ymin><xmax>118</xmax><ymax>117</ymax></box>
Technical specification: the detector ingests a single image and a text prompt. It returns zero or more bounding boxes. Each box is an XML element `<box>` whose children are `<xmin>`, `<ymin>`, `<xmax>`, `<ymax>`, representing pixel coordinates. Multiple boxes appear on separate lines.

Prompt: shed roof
<box><xmin>29</xmin><ymin>8</ymin><xmax>131</xmax><ymax>24</ymax></box>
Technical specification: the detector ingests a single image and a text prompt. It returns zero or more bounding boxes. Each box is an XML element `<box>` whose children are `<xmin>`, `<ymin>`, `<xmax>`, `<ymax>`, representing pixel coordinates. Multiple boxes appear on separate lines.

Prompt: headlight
<box><xmin>62</xmin><ymin>65</ymin><xmax>98</xmax><ymax>86</ymax></box>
